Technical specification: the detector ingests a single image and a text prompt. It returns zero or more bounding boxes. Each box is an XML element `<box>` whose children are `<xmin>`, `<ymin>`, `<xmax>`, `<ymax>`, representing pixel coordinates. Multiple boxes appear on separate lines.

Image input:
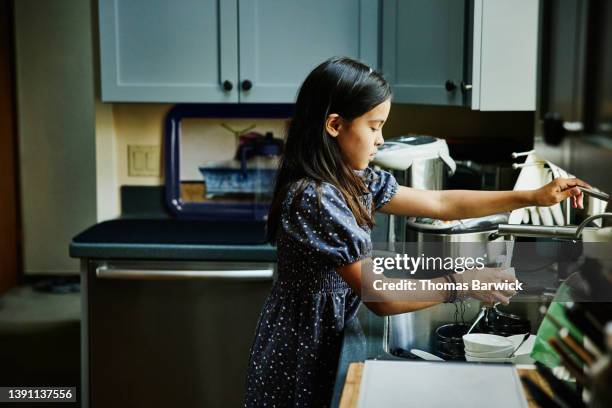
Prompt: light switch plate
<box><xmin>128</xmin><ymin>145</ymin><xmax>160</xmax><ymax>177</ymax></box>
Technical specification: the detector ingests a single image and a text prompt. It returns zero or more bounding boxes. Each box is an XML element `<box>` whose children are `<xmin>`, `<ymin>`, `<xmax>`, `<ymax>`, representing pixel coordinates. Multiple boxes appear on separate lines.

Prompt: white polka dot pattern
<box><xmin>244</xmin><ymin>168</ymin><xmax>398</xmax><ymax>407</ymax></box>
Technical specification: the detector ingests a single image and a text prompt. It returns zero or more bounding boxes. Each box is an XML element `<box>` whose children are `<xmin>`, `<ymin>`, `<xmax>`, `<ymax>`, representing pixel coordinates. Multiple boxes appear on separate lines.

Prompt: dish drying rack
<box><xmin>498</xmin><ymin>150</ymin><xmax>612</xmax><ymax>240</ymax></box>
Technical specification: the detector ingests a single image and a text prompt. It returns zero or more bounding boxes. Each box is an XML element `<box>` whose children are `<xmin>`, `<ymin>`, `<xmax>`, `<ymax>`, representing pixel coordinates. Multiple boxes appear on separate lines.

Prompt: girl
<box><xmin>244</xmin><ymin>57</ymin><xmax>588</xmax><ymax>407</ymax></box>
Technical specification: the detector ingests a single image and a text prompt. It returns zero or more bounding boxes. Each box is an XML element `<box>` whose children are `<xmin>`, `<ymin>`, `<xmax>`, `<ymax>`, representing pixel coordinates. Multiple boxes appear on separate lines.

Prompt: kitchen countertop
<box><xmin>337</xmin><ymin>362</ymin><xmax>549</xmax><ymax>408</ymax></box>
<box><xmin>69</xmin><ymin>217</ymin><xmax>277</xmax><ymax>261</ymax></box>
<box><xmin>331</xmin><ymin>302</ymin><xmax>541</xmax><ymax>407</ymax></box>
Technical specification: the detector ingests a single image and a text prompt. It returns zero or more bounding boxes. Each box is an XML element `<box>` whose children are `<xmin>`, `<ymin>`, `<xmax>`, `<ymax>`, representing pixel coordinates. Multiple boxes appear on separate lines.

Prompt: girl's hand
<box><xmin>456</xmin><ymin>267</ymin><xmax>519</xmax><ymax>305</ymax></box>
<box><xmin>532</xmin><ymin>177</ymin><xmax>591</xmax><ymax>209</ymax></box>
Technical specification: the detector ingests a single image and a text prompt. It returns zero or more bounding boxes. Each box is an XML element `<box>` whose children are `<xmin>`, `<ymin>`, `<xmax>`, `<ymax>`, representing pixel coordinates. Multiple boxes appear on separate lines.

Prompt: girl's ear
<box><xmin>325</xmin><ymin>114</ymin><xmax>342</xmax><ymax>137</ymax></box>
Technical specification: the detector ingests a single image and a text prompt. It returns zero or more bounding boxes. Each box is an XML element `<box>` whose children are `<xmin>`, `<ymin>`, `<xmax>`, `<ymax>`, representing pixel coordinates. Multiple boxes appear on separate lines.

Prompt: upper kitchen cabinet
<box><xmin>382</xmin><ymin>0</ymin><xmax>539</xmax><ymax>110</ymax></box>
<box><xmin>98</xmin><ymin>0</ymin><xmax>378</xmax><ymax>103</ymax></box>
<box><xmin>237</xmin><ymin>0</ymin><xmax>379</xmax><ymax>103</ymax></box>
<box><xmin>99</xmin><ymin>0</ymin><xmax>239</xmax><ymax>103</ymax></box>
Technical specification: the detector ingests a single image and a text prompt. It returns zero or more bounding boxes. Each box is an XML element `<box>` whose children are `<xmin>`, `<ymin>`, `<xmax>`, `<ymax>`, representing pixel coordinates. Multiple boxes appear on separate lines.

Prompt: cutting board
<box><xmin>339</xmin><ymin>361</ymin><xmax>551</xmax><ymax>408</ymax></box>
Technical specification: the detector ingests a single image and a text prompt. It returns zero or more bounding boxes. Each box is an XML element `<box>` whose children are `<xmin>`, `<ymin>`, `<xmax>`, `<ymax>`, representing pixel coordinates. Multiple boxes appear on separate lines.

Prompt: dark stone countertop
<box><xmin>69</xmin><ymin>217</ymin><xmax>276</xmax><ymax>261</ymax></box>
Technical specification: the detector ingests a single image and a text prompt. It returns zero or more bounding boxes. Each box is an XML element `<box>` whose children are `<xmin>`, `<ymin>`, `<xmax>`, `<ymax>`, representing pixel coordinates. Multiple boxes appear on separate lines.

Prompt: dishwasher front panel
<box><xmin>86</xmin><ymin>260</ymin><xmax>274</xmax><ymax>408</ymax></box>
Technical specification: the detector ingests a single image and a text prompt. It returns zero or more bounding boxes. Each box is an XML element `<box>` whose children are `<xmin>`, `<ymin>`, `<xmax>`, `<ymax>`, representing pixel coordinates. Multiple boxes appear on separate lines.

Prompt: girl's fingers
<box><xmin>502</xmin><ymin>288</ymin><xmax>517</xmax><ymax>298</ymax></box>
<box><xmin>558</xmin><ymin>177</ymin><xmax>591</xmax><ymax>190</ymax></box>
<box><xmin>492</xmin><ymin>292</ymin><xmax>510</xmax><ymax>305</ymax></box>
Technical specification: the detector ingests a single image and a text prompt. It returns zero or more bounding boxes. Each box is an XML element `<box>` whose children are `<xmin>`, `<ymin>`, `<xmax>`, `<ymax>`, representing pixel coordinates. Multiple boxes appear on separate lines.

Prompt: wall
<box><xmin>96</xmin><ymin>103</ymin><xmax>533</xmax><ymax>200</ymax></box>
<box><xmin>385</xmin><ymin>104</ymin><xmax>534</xmax><ymax>141</ymax></box>
<box><xmin>93</xmin><ymin>102</ymin><xmax>290</xmax><ymax>221</ymax></box>
<box><xmin>14</xmin><ymin>0</ymin><xmax>97</xmax><ymax>274</ymax></box>
<box><xmin>96</xmin><ymin>103</ymin><xmax>533</xmax><ymax>217</ymax></box>
<box><xmin>0</xmin><ymin>0</ymin><xmax>19</xmax><ymax>290</ymax></box>
<box><xmin>535</xmin><ymin>135</ymin><xmax>612</xmax><ymax>194</ymax></box>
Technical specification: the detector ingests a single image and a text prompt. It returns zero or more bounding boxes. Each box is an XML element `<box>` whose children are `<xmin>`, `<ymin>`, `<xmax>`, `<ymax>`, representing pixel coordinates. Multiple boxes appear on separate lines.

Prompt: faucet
<box><xmin>495</xmin><ymin>212</ymin><xmax>612</xmax><ymax>240</ymax></box>
<box><xmin>574</xmin><ymin>212</ymin><xmax>612</xmax><ymax>238</ymax></box>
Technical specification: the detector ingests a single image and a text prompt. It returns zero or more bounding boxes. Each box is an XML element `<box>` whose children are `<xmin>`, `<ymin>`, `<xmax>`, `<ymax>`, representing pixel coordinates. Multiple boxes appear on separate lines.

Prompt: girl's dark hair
<box><xmin>266</xmin><ymin>56</ymin><xmax>392</xmax><ymax>242</ymax></box>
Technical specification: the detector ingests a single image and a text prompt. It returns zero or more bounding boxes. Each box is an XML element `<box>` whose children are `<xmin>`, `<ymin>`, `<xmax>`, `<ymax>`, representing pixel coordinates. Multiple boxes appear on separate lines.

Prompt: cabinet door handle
<box><xmin>445</xmin><ymin>80</ymin><xmax>457</xmax><ymax>92</ymax></box>
<box><xmin>222</xmin><ymin>80</ymin><xmax>233</xmax><ymax>91</ymax></box>
<box><xmin>95</xmin><ymin>265</ymin><xmax>273</xmax><ymax>281</ymax></box>
<box><xmin>461</xmin><ymin>81</ymin><xmax>472</xmax><ymax>92</ymax></box>
<box><xmin>241</xmin><ymin>79</ymin><xmax>253</xmax><ymax>91</ymax></box>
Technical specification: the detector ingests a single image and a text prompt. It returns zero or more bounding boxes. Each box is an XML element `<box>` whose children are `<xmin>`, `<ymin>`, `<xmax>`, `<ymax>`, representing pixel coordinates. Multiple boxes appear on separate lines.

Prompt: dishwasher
<box><xmin>75</xmin><ymin>104</ymin><xmax>289</xmax><ymax>407</ymax></box>
<box><xmin>82</xmin><ymin>258</ymin><xmax>274</xmax><ymax>408</ymax></box>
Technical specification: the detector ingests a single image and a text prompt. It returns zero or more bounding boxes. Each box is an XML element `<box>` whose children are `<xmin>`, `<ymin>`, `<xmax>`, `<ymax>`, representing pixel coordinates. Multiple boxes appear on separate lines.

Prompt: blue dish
<box><xmin>199</xmin><ymin>167</ymin><xmax>277</xmax><ymax>195</ymax></box>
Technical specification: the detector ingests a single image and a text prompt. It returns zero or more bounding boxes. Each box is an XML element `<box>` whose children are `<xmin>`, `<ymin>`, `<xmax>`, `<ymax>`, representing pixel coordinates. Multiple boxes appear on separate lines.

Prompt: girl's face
<box><xmin>326</xmin><ymin>99</ymin><xmax>391</xmax><ymax>170</ymax></box>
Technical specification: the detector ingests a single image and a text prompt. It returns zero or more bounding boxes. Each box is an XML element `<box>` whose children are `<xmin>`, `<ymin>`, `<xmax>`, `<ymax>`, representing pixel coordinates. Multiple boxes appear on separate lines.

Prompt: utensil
<box><xmin>564</xmin><ymin>305</ymin><xmax>606</xmax><ymax>352</ymax></box>
<box><xmin>577</xmin><ymin>186</ymin><xmax>611</xmax><ymax>203</ymax></box>
<box><xmin>544</xmin><ymin>312</ymin><xmax>598</xmax><ymax>358</ymax></box>
<box><xmin>534</xmin><ymin>362</ymin><xmax>586</xmax><ymax>408</ymax></box>
<box><xmin>521</xmin><ymin>376</ymin><xmax>563</xmax><ymax>408</ymax></box>
<box><xmin>409</xmin><ymin>349</ymin><xmax>445</xmax><ymax>361</ymax></box>
<box><xmin>508</xmin><ymin>333</ymin><xmax>530</xmax><ymax>358</ymax></box>
<box><xmin>548</xmin><ymin>338</ymin><xmax>588</xmax><ymax>386</ymax></box>
<box><xmin>467</xmin><ymin>306</ymin><xmax>486</xmax><ymax>334</ymax></box>
<box><xmin>558</xmin><ymin>328</ymin><xmax>595</xmax><ymax>365</ymax></box>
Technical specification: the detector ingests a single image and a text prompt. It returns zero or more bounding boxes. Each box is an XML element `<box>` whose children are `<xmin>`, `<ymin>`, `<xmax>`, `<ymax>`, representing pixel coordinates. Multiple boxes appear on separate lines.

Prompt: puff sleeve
<box><xmin>369</xmin><ymin>168</ymin><xmax>399</xmax><ymax>210</ymax></box>
<box><xmin>281</xmin><ymin>181</ymin><xmax>372</xmax><ymax>267</ymax></box>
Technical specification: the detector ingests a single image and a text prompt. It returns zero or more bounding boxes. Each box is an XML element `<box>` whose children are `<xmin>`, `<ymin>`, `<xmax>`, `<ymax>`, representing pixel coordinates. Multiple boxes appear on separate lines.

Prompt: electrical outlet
<box><xmin>128</xmin><ymin>145</ymin><xmax>160</xmax><ymax>177</ymax></box>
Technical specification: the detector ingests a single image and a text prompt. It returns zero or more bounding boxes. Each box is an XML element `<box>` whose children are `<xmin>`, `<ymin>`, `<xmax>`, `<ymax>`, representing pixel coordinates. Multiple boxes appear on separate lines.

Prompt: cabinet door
<box><xmin>99</xmin><ymin>0</ymin><xmax>238</xmax><ymax>102</ymax></box>
<box><xmin>471</xmin><ymin>0</ymin><xmax>539</xmax><ymax>111</ymax></box>
<box><xmin>382</xmin><ymin>0</ymin><xmax>468</xmax><ymax>106</ymax></box>
<box><xmin>237</xmin><ymin>0</ymin><xmax>379</xmax><ymax>103</ymax></box>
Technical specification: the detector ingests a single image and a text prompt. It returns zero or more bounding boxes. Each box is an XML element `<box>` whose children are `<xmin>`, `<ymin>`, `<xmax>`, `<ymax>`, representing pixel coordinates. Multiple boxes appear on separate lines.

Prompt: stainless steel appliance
<box><xmin>372</xmin><ymin>135</ymin><xmax>456</xmax><ymax>245</ymax></box>
<box><xmin>405</xmin><ymin>213</ymin><xmax>509</xmax><ymax>246</ymax></box>
<box><xmin>81</xmin><ymin>259</ymin><xmax>273</xmax><ymax>408</ymax></box>
<box><xmin>373</xmin><ymin>135</ymin><xmax>456</xmax><ymax>190</ymax></box>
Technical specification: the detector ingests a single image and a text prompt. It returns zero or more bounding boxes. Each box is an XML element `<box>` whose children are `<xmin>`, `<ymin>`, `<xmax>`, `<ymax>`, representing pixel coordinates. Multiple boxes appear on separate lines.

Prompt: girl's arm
<box><xmin>340</xmin><ymin>257</ymin><xmax>442</xmax><ymax>315</ymax></box>
<box><xmin>379</xmin><ymin>177</ymin><xmax>591</xmax><ymax>220</ymax></box>
<box><xmin>337</xmin><ymin>258</ymin><xmax>517</xmax><ymax>316</ymax></box>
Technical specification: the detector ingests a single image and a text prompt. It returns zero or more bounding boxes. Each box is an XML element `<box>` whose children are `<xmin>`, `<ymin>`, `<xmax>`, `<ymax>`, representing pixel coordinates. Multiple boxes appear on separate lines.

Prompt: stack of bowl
<box><xmin>462</xmin><ymin>333</ymin><xmax>535</xmax><ymax>364</ymax></box>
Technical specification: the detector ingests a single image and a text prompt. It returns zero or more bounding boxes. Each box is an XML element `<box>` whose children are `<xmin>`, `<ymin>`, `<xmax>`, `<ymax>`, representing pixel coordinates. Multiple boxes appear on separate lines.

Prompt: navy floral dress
<box><xmin>244</xmin><ymin>167</ymin><xmax>398</xmax><ymax>407</ymax></box>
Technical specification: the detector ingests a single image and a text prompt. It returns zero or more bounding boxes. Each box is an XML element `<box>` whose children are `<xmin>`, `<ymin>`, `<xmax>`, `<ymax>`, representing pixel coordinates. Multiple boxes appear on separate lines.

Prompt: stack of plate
<box><xmin>463</xmin><ymin>333</ymin><xmax>536</xmax><ymax>364</ymax></box>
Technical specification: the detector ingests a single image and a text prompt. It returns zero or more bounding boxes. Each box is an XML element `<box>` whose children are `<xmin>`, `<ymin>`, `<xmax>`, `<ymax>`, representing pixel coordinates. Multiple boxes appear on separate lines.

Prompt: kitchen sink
<box><xmin>384</xmin><ymin>300</ymin><xmax>544</xmax><ymax>358</ymax></box>
<box><xmin>384</xmin><ymin>300</ymin><xmax>482</xmax><ymax>356</ymax></box>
